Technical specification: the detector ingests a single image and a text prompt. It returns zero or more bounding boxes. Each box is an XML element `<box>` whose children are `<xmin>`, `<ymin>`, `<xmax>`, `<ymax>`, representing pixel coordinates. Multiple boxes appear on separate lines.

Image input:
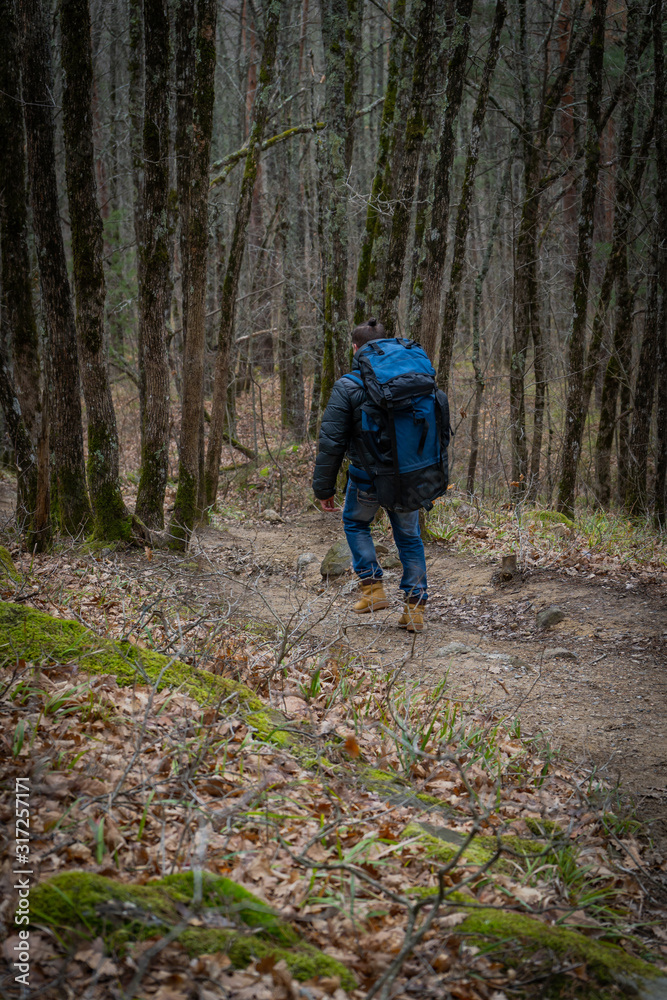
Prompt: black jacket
<box><xmin>312</xmin><ymin>363</ymin><xmax>367</xmax><ymax>499</ymax></box>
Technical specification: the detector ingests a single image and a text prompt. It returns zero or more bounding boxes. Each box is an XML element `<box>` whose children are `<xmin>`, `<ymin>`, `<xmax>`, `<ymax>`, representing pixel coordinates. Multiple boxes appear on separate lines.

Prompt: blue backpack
<box><xmin>344</xmin><ymin>338</ymin><xmax>450</xmax><ymax>512</ymax></box>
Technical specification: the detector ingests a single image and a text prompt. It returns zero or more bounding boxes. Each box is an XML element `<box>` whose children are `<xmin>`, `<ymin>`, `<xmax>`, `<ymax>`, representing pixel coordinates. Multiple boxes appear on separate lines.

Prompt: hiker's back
<box><xmin>344</xmin><ymin>338</ymin><xmax>450</xmax><ymax>512</ymax></box>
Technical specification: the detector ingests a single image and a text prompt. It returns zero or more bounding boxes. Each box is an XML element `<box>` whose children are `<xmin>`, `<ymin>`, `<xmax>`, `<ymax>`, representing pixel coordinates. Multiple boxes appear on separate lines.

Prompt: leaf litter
<box><xmin>1</xmin><ymin>543</ymin><xmax>667</xmax><ymax>1000</ymax></box>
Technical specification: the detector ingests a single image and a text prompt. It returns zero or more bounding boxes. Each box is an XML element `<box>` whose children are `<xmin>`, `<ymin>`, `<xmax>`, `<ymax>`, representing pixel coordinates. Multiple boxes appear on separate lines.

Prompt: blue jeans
<box><xmin>342</xmin><ymin>480</ymin><xmax>428</xmax><ymax>603</ymax></box>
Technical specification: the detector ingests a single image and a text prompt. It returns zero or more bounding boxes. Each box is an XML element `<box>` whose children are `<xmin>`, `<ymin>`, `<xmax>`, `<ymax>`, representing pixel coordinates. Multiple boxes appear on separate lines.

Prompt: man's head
<box><xmin>351</xmin><ymin>317</ymin><xmax>385</xmax><ymax>353</ymax></box>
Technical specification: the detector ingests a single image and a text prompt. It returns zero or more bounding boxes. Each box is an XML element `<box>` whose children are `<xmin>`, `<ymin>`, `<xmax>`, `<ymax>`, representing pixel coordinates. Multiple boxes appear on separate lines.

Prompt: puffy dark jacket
<box><xmin>312</xmin><ymin>364</ymin><xmax>367</xmax><ymax>499</ymax></box>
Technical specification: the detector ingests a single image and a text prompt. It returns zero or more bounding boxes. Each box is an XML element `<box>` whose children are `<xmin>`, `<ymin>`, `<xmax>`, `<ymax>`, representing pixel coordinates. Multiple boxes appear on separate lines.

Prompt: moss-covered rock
<box><xmin>30</xmin><ymin>871</ymin><xmax>355</xmax><ymax>988</ymax></box>
<box><xmin>460</xmin><ymin>908</ymin><xmax>663</xmax><ymax>992</ymax></box>
<box><xmin>0</xmin><ymin>601</ymin><xmax>261</xmax><ymax>709</ymax></box>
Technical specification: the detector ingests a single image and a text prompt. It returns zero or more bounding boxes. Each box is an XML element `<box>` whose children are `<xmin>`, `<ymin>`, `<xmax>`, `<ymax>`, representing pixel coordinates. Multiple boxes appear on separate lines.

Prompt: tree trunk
<box><xmin>510</xmin><ymin>0</ymin><xmax>589</xmax><ymax>490</ymax></box>
<box><xmin>61</xmin><ymin>0</ymin><xmax>130</xmax><ymax>542</ymax></box>
<box><xmin>378</xmin><ymin>0</ymin><xmax>440</xmax><ymax>336</ymax></box>
<box><xmin>528</xmin><ymin>311</ymin><xmax>546</xmax><ymax>496</ymax></box>
<box><xmin>205</xmin><ymin>0</ymin><xmax>282</xmax><ymax>509</ymax></box>
<box><xmin>625</xmin><ymin>234</ymin><xmax>658</xmax><ymax>513</ymax></box>
<box><xmin>437</xmin><ymin>0</ymin><xmax>505</xmax><ymax>387</ymax></box>
<box><xmin>0</xmin><ymin>0</ymin><xmax>41</xmax><ymax>447</ymax></box>
<box><xmin>19</xmin><ymin>0</ymin><xmax>91</xmax><ymax>535</ymax></box>
<box><xmin>128</xmin><ymin>0</ymin><xmax>144</xmax><ymax>298</ymax></box>
<box><xmin>0</xmin><ymin>0</ymin><xmax>48</xmax><ymax>548</ymax></box>
<box><xmin>318</xmin><ymin>0</ymin><xmax>362</xmax><ymax>408</ymax></box>
<box><xmin>175</xmin><ymin>0</ymin><xmax>196</xmax><ymax>360</ymax></box>
<box><xmin>592</xmin><ymin>1</ymin><xmax>643</xmax><ymax>505</ymax></box>
<box><xmin>171</xmin><ymin>0</ymin><xmax>217</xmax><ymax>546</ymax></box>
<box><xmin>653</xmin><ymin>0</ymin><xmax>667</xmax><ymax>528</ymax></box>
<box><xmin>353</xmin><ymin>0</ymin><xmax>406</xmax><ymax>324</ymax></box>
<box><xmin>406</xmin><ymin>0</ymin><xmax>452</xmax><ymax>336</ymax></box>
<box><xmin>557</xmin><ymin>0</ymin><xmax>607</xmax><ymax>518</ymax></box>
<box><xmin>277</xmin><ymin>28</ymin><xmax>305</xmax><ymax>441</ymax></box>
<box><xmin>466</xmin><ymin>154</ymin><xmax>511</xmax><ymax>495</ymax></box>
<box><xmin>0</xmin><ymin>351</ymin><xmax>41</xmax><ymax>545</ymax></box>
<box><xmin>135</xmin><ymin>0</ymin><xmax>171</xmax><ymax>528</ymax></box>
<box><xmin>362</xmin><ymin>2</ymin><xmax>418</xmax><ymax>321</ymax></box>
<box><xmin>407</xmin><ymin>0</ymin><xmax>472</xmax><ymax>356</ymax></box>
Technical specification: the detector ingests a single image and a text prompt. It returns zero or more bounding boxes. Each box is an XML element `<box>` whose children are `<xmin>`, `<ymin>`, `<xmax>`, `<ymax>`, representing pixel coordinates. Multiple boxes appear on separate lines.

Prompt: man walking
<box><xmin>312</xmin><ymin>318</ymin><xmax>445</xmax><ymax>633</ymax></box>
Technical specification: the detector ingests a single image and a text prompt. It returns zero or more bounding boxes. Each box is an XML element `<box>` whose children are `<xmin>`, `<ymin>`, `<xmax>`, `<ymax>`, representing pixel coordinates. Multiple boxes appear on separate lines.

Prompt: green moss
<box><xmin>0</xmin><ymin>601</ymin><xmax>261</xmax><ymax>709</ymax></box>
<box><xmin>527</xmin><ymin>510</ymin><xmax>575</xmax><ymax>529</ymax></box>
<box><xmin>246</xmin><ymin>709</ymin><xmax>292</xmax><ymax>747</ymax></box>
<box><xmin>157</xmin><ymin>872</ymin><xmax>297</xmax><ymax>944</ymax></box>
<box><xmin>365</xmin><ymin>767</ymin><xmax>404</xmax><ymax>784</ymax></box>
<box><xmin>170</xmin><ymin>467</ymin><xmax>197</xmax><ymax>550</ymax></box>
<box><xmin>415</xmin><ymin>793</ymin><xmax>447</xmax><ymax>807</ymax></box>
<box><xmin>30</xmin><ymin>871</ymin><xmax>178</xmax><ymax>931</ymax></box>
<box><xmin>89</xmin><ymin>482</ymin><xmax>132</xmax><ymax>543</ymax></box>
<box><xmin>402</xmin><ymin>823</ymin><xmax>550</xmax><ymax>870</ymax></box>
<box><xmin>180</xmin><ymin>928</ymin><xmax>356</xmax><ymax>987</ymax></box>
<box><xmin>0</xmin><ymin>545</ymin><xmax>20</xmax><ymax>582</ymax></box>
<box><xmin>460</xmin><ymin>908</ymin><xmax>661</xmax><ymax>985</ymax></box>
<box><xmin>30</xmin><ymin>871</ymin><xmax>356</xmax><ymax>989</ymax></box>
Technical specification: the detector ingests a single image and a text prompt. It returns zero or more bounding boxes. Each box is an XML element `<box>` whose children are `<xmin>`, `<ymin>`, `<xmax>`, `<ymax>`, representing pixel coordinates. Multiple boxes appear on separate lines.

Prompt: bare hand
<box><xmin>319</xmin><ymin>497</ymin><xmax>335</xmax><ymax>512</ymax></box>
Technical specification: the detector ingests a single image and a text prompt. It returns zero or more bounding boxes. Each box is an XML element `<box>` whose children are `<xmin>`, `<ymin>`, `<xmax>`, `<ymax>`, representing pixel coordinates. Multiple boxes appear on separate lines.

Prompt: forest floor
<box><xmin>1</xmin><ymin>379</ymin><xmax>667</xmax><ymax>999</ymax></box>
<box><xmin>190</xmin><ymin>508</ymin><xmax>667</xmax><ymax>844</ymax></box>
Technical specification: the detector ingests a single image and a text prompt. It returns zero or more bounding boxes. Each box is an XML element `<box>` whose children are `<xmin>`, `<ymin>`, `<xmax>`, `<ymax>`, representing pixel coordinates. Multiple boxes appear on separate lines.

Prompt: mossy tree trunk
<box><xmin>0</xmin><ymin>352</ymin><xmax>40</xmax><ymax>546</ymax></box>
<box><xmin>135</xmin><ymin>0</ymin><xmax>171</xmax><ymax>529</ymax></box>
<box><xmin>377</xmin><ymin>0</ymin><xmax>440</xmax><ymax>337</ymax></box>
<box><xmin>277</xmin><ymin>30</ymin><xmax>305</xmax><ymax>441</ymax></box>
<box><xmin>557</xmin><ymin>0</ymin><xmax>607</xmax><ymax>518</ymax></box>
<box><xmin>406</xmin><ymin>0</ymin><xmax>472</xmax><ymax>354</ymax></box>
<box><xmin>352</xmin><ymin>0</ymin><xmax>406</xmax><ymax>325</ymax></box>
<box><xmin>60</xmin><ymin>0</ymin><xmax>131</xmax><ymax>542</ymax></box>
<box><xmin>0</xmin><ymin>0</ymin><xmax>48</xmax><ymax>548</ymax></box>
<box><xmin>0</xmin><ymin>0</ymin><xmax>41</xmax><ymax>448</ymax></box>
<box><xmin>204</xmin><ymin>0</ymin><xmax>282</xmax><ymax>509</ymax></box>
<box><xmin>19</xmin><ymin>0</ymin><xmax>91</xmax><ymax>535</ymax></box>
<box><xmin>592</xmin><ymin>1</ymin><xmax>643</xmax><ymax>507</ymax></box>
<box><xmin>437</xmin><ymin>0</ymin><xmax>505</xmax><ymax>388</ymax></box>
<box><xmin>171</xmin><ymin>0</ymin><xmax>217</xmax><ymax>547</ymax></box>
<box><xmin>318</xmin><ymin>0</ymin><xmax>362</xmax><ymax>409</ymax></box>
<box><xmin>362</xmin><ymin>2</ymin><xmax>419</xmax><ymax>322</ymax></box>
<box><xmin>406</xmin><ymin>0</ymin><xmax>453</xmax><ymax>337</ymax></box>
<box><xmin>652</xmin><ymin>0</ymin><xmax>667</xmax><ymax>529</ymax></box>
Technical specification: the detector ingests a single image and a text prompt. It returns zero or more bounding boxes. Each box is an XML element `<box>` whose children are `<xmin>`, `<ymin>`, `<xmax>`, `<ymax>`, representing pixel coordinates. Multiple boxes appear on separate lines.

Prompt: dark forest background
<box><xmin>0</xmin><ymin>0</ymin><xmax>665</xmax><ymax>548</ymax></box>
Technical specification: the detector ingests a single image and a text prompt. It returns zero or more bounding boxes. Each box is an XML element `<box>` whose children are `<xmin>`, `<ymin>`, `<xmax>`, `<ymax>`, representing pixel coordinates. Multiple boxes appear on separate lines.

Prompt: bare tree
<box><xmin>205</xmin><ymin>0</ymin><xmax>282</xmax><ymax>509</ymax></box>
<box><xmin>406</xmin><ymin>0</ymin><xmax>472</xmax><ymax>356</ymax></box>
<box><xmin>135</xmin><ymin>0</ymin><xmax>171</xmax><ymax>529</ymax></box>
<box><xmin>61</xmin><ymin>0</ymin><xmax>131</xmax><ymax>541</ymax></box>
<box><xmin>171</xmin><ymin>0</ymin><xmax>218</xmax><ymax>546</ymax></box>
<box><xmin>437</xmin><ymin>0</ymin><xmax>506</xmax><ymax>389</ymax></box>
<box><xmin>19</xmin><ymin>0</ymin><xmax>91</xmax><ymax>535</ymax></box>
<box><xmin>557</xmin><ymin>0</ymin><xmax>608</xmax><ymax>517</ymax></box>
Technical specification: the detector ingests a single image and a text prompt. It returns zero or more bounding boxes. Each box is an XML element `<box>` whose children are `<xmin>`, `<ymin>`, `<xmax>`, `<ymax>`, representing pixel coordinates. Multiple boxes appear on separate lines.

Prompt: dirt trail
<box><xmin>194</xmin><ymin>509</ymin><xmax>667</xmax><ymax>842</ymax></box>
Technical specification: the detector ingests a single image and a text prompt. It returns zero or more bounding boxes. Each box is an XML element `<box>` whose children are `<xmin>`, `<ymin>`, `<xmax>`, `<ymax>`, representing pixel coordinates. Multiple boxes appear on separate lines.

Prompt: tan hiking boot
<box><xmin>398</xmin><ymin>602</ymin><xmax>425</xmax><ymax>632</ymax></box>
<box><xmin>353</xmin><ymin>581</ymin><xmax>390</xmax><ymax>613</ymax></box>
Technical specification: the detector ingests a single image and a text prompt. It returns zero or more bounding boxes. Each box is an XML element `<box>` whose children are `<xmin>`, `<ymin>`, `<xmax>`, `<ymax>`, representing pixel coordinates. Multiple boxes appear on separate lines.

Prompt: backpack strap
<box><xmin>343</xmin><ymin>373</ymin><xmax>364</xmax><ymax>389</ymax></box>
